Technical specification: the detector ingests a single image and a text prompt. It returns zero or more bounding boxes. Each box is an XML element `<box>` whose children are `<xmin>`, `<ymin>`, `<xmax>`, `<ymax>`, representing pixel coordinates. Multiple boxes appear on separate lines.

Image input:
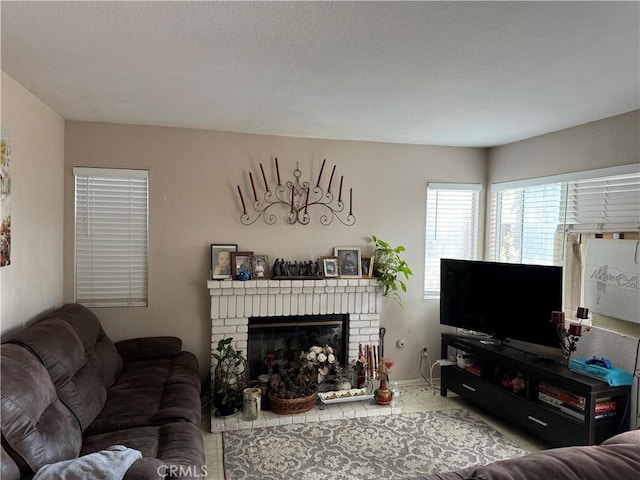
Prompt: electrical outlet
<box><xmin>421</xmin><ymin>345</ymin><xmax>429</xmax><ymax>357</ymax></box>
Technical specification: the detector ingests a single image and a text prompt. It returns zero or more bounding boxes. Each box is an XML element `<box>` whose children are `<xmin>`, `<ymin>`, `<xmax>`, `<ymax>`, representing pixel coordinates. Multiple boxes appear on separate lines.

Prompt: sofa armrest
<box><xmin>116</xmin><ymin>337</ymin><xmax>183</xmax><ymax>362</ymax></box>
<box><xmin>601</xmin><ymin>429</ymin><xmax>640</xmax><ymax>445</ymax></box>
<box><xmin>453</xmin><ymin>441</ymin><xmax>640</xmax><ymax>480</ymax></box>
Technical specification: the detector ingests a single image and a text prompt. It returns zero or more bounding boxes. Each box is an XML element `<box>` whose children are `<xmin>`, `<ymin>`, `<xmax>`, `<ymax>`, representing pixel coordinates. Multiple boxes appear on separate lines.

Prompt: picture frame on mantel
<box><xmin>250</xmin><ymin>254</ymin><xmax>269</xmax><ymax>279</ymax></box>
<box><xmin>211</xmin><ymin>244</ymin><xmax>237</xmax><ymax>280</ymax></box>
<box><xmin>361</xmin><ymin>256</ymin><xmax>374</xmax><ymax>279</ymax></box>
<box><xmin>231</xmin><ymin>251</ymin><xmax>253</xmax><ymax>280</ymax></box>
<box><xmin>335</xmin><ymin>247</ymin><xmax>361</xmax><ymax>278</ymax></box>
<box><xmin>322</xmin><ymin>256</ymin><xmax>338</xmax><ymax>278</ymax></box>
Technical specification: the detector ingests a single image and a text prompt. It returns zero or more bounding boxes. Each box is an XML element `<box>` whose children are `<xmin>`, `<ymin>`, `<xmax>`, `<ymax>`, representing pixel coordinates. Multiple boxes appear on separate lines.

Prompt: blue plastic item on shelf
<box><xmin>569</xmin><ymin>358</ymin><xmax>633</xmax><ymax>387</ymax></box>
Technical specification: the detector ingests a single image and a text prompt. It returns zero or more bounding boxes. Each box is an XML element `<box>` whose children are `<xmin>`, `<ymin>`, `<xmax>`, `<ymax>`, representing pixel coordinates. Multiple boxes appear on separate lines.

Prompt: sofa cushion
<box><xmin>4</xmin><ymin>318</ymin><xmax>108</xmax><ymax>431</ymax></box>
<box><xmin>123</xmin><ymin>457</ymin><xmax>164</xmax><ymax>480</ymax></box>
<box><xmin>45</xmin><ymin>303</ymin><xmax>103</xmax><ymax>356</ymax></box>
<box><xmin>1</xmin><ymin>344</ymin><xmax>82</xmax><ymax>475</ymax></box>
<box><xmin>116</xmin><ymin>337</ymin><xmax>183</xmax><ymax>363</ymax></box>
<box><xmin>46</xmin><ymin>303</ymin><xmax>123</xmax><ymax>389</ymax></box>
<box><xmin>81</xmin><ymin>422</ymin><xmax>205</xmax><ymax>479</ymax></box>
<box><xmin>115</xmin><ymin>353</ymin><xmax>201</xmax><ymax>392</ymax></box>
<box><xmin>1</xmin><ymin>445</ymin><xmax>21</xmax><ymax>480</ymax></box>
<box><xmin>84</xmin><ymin>353</ymin><xmax>201</xmax><ymax>436</ymax></box>
<box><xmin>5</xmin><ymin>318</ymin><xmax>85</xmax><ymax>387</ymax></box>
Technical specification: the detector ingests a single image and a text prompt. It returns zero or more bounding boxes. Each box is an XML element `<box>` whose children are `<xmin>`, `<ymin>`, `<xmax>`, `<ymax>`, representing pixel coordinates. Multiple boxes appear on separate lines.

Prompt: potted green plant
<box><xmin>372</xmin><ymin>235</ymin><xmax>413</xmax><ymax>306</ymax></box>
<box><xmin>212</xmin><ymin>337</ymin><xmax>246</xmax><ymax>416</ymax></box>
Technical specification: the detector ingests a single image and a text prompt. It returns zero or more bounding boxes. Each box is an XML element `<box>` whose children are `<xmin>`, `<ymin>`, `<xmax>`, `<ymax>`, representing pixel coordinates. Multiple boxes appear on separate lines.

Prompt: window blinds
<box><xmin>424</xmin><ymin>183</ymin><xmax>480</xmax><ymax>298</ymax></box>
<box><xmin>74</xmin><ymin>168</ymin><xmax>148</xmax><ymax>307</ymax></box>
<box><xmin>561</xmin><ymin>172</ymin><xmax>640</xmax><ymax>233</ymax></box>
<box><xmin>490</xmin><ymin>165</ymin><xmax>639</xmax><ymax>267</ymax></box>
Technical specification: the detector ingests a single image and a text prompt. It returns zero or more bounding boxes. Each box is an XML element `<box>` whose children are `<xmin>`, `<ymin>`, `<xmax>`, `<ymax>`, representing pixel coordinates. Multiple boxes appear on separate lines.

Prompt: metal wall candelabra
<box><xmin>236</xmin><ymin>158</ymin><xmax>355</xmax><ymax>226</ymax></box>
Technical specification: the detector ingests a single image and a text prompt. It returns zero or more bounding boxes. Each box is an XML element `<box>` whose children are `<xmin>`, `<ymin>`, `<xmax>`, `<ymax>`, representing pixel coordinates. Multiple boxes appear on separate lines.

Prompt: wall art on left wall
<box><xmin>1</xmin><ymin>128</ymin><xmax>11</xmax><ymax>267</ymax></box>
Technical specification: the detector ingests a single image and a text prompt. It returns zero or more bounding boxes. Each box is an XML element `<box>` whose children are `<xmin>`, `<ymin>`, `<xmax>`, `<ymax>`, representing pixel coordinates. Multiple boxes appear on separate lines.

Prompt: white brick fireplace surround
<box><xmin>208</xmin><ymin>278</ymin><xmax>391</xmax><ymax>431</ymax></box>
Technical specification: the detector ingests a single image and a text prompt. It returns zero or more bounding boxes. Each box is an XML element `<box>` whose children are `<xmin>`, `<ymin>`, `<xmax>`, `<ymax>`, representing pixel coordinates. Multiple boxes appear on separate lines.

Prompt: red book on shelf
<box><xmin>465</xmin><ymin>365</ymin><xmax>481</xmax><ymax>376</ymax></box>
<box><xmin>539</xmin><ymin>384</ymin><xmax>585</xmax><ymax>410</ymax></box>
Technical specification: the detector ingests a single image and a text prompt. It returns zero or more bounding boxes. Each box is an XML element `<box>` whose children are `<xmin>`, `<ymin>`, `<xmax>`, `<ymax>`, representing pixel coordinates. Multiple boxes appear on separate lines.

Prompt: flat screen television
<box><xmin>440</xmin><ymin>259</ymin><xmax>562</xmax><ymax>349</ymax></box>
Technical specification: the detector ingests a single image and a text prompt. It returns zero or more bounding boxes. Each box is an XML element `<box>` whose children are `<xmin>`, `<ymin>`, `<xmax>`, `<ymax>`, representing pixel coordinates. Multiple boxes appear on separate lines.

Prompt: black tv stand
<box><xmin>532</xmin><ymin>357</ymin><xmax>556</xmax><ymax>365</ymax></box>
<box><xmin>441</xmin><ymin>333</ymin><xmax>630</xmax><ymax>446</ymax></box>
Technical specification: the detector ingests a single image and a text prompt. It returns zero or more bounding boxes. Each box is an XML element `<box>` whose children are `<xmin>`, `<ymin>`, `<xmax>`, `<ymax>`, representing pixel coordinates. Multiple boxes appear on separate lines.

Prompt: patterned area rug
<box><xmin>223</xmin><ymin>409</ymin><xmax>528</xmax><ymax>480</ymax></box>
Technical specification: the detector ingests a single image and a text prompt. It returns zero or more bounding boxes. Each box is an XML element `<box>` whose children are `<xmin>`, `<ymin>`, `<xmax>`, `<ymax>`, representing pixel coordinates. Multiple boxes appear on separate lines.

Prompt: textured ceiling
<box><xmin>1</xmin><ymin>1</ymin><xmax>638</xmax><ymax>147</ymax></box>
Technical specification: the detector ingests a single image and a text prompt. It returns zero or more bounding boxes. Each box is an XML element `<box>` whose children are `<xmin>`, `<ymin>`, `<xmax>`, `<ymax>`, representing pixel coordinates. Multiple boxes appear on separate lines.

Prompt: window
<box><xmin>424</xmin><ymin>183</ymin><xmax>481</xmax><ymax>298</ymax></box>
<box><xmin>489</xmin><ymin>183</ymin><xmax>562</xmax><ymax>266</ymax></box>
<box><xmin>489</xmin><ymin>165</ymin><xmax>640</xmax><ymax>266</ymax></box>
<box><xmin>74</xmin><ymin>167</ymin><xmax>149</xmax><ymax>307</ymax></box>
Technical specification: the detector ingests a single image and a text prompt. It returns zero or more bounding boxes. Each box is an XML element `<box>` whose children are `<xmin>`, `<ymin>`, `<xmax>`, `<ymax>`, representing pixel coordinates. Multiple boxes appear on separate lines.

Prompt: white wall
<box><xmin>63</xmin><ymin>121</ymin><xmax>487</xmax><ymax>379</ymax></box>
<box><xmin>0</xmin><ymin>72</ymin><xmax>65</xmax><ymax>332</ymax></box>
<box><xmin>488</xmin><ymin>110</ymin><xmax>639</xmax><ymax>184</ymax></box>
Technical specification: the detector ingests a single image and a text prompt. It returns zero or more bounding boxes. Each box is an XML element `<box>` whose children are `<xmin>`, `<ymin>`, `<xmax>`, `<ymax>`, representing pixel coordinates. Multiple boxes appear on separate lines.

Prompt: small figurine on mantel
<box><xmin>270</xmin><ymin>257</ymin><xmax>325</xmax><ymax>279</ymax></box>
<box><xmin>272</xmin><ymin>258</ymin><xmax>282</xmax><ymax>277</ymax></box>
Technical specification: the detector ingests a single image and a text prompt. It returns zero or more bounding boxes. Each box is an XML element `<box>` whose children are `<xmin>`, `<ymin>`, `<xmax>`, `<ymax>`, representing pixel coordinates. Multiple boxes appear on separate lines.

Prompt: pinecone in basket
<box><xmin>268</xmin><ymin>366</ymin><xmax>318</xmax><ymax>399</ymax></box>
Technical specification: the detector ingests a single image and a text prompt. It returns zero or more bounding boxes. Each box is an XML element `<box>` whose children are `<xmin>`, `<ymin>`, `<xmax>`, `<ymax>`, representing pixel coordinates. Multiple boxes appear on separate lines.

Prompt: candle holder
<box><xmin>555</xmin><ymin>307</ymin><xmax>592</xmax><ymax>360</ymax></box>
<box><xmin>236</xmin><ymin>158</ymin><xmax>356</xmax><ymax>226</ymax></box>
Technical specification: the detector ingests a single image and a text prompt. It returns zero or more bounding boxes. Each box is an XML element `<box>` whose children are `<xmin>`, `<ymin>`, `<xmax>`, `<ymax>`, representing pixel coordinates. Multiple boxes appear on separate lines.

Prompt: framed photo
<box><xmin>231</xmin><ymin>251</ymin><xmax>253</xmax><ymax>280</ymax></box>
<box><xmin>361</xmin><ymin>256</ymin><xmax>374</xmax><ymax>278</ymax></box>
<box><xmin>211</xmin><ymin>244</ymin><xmax>237</xmax><ymax>280</ymax></box>
<box><xmin>250</xmin><ymin>254</ymin><xmax>270</xmax><ymax>279</ymax></box>
<box><xmin>322</xmin><ymin>256</ymin><xmax>338</xmax><ymax>278</ymax></box>
<box><xmin>334</xmin><ymin>247</ymin><xmax>361</xmax><ymax>278</ymax></box>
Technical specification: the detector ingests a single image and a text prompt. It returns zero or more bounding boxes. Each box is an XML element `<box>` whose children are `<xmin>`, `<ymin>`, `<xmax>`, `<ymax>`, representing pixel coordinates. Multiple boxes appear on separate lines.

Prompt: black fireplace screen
<box><xmin>247</xmin><ymin>314</ymin><xmax>348</xmax><ymax>381</ymax></box>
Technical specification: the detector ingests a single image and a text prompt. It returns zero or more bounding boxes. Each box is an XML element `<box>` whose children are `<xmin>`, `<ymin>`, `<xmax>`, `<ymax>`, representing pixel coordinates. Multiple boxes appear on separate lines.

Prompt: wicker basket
<box><xmin>268</xmin><ymin>393</ymin><xmax>317</xmax><ymax>415</ymax></box>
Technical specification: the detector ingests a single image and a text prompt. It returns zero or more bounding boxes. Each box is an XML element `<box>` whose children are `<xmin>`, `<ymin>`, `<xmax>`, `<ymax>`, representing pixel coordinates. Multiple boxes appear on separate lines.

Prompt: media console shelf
<box><xmin>440</xmin><ymin>333</ymin><xmax>630</xmax><ymax>447</ymax></box>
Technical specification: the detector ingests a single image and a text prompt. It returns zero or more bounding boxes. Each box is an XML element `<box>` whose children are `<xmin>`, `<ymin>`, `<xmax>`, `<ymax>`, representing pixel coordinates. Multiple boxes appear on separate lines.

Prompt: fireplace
<box><xmin>208</xmin><ymin>278</ymin><xmax>382</xmax><ymax>430</ymax></box>
<box><xmin>247</xmin><ymin>314</ymin><xmax>348</xmax><ymax>381</ymax></box>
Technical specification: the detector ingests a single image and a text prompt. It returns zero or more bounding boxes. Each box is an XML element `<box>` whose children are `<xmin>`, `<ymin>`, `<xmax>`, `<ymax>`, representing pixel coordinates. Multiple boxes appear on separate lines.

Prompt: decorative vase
<box><xmin>356</xmin><ymin>369</ymin><xmax>366</xmax><ymax>388</ymax></box>
<box><xmin>374</xmin><ymin>376</ymin><xmax>393</xmax><ymax>405</ymax></box>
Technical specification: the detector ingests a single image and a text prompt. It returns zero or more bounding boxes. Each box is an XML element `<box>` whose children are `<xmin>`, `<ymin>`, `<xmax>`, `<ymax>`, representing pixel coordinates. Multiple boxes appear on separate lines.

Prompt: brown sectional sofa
<box><xmin>421</xmin><ymin>429</ymin><xmax>640</xmax><ymax>480</ymax></box>
<box><xmin>1</xmin><ymin>304</ymin><xmax>205</xmax><ymax>479</ymax></box>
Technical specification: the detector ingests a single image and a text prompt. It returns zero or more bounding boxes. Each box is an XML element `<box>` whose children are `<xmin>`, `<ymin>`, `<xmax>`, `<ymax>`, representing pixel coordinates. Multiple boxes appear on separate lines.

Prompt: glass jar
<box><xmin>242</xmin><ymin>387</ymin><xmax>261</xmax><ymax>421</ymax></box>
<box><xmin>389</xmin><ymin>381</ymin><xmax>401</xmax><ymax>408</ymax></box>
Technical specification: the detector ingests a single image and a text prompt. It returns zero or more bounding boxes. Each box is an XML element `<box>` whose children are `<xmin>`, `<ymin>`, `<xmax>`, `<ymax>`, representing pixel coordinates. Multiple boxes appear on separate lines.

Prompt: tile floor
<box><xmin>201</xmin><ymin>382</ymin><xmax>550</xmax><ymax>480</ymax></box>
